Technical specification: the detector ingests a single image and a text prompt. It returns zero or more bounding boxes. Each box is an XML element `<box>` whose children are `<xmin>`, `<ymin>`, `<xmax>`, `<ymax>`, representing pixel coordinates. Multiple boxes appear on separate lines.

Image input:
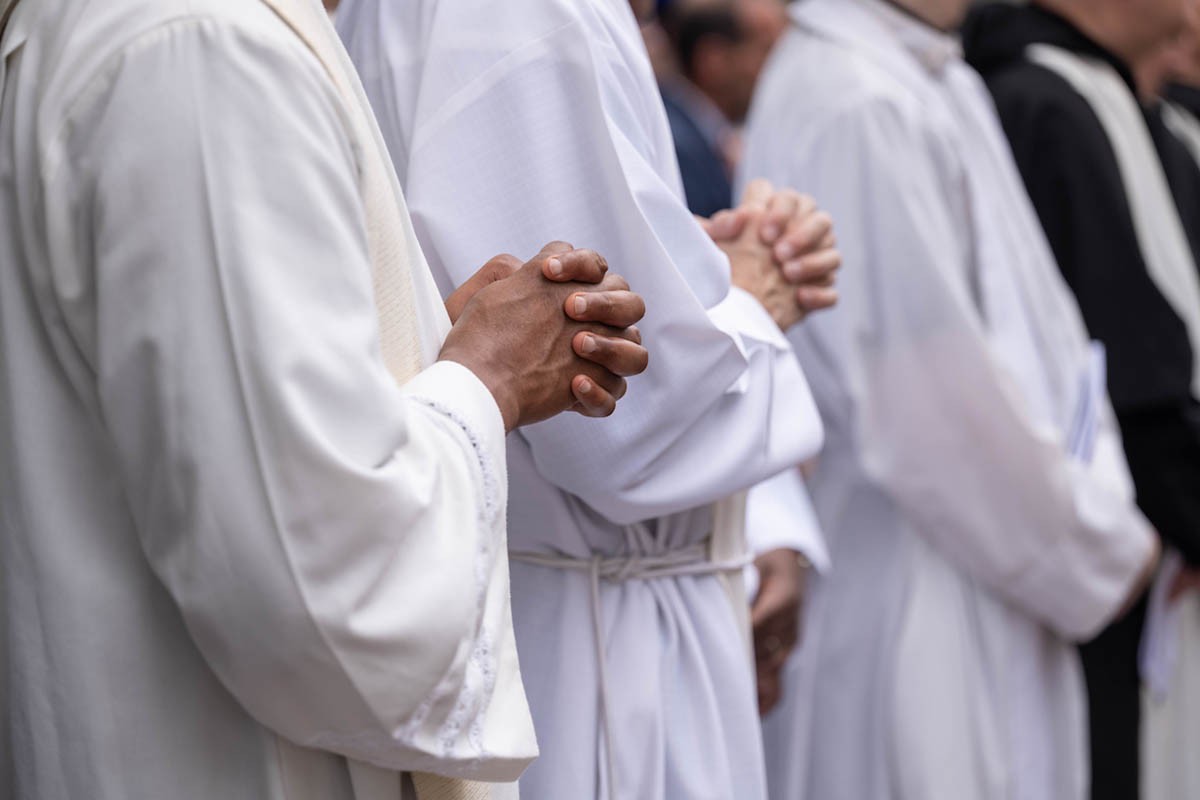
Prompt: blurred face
<box><xmin>735</xmin><ymin>0</ymin><xmax>788</xmax><ymax>91</ymax></box>
<box><xmin>1165</xmin><ymin>5</ymin><xmax>1200</xmax><ymax>86</ymax></box>
<box><xmin>1120</xmin><ymin>0</ymin><xmax>1198</xmax><ymax>56</ymax></box>
<box><xmin>694</xmin><ymin>0</ymin><xmax>787</xmax><ymax>123</ymax></box>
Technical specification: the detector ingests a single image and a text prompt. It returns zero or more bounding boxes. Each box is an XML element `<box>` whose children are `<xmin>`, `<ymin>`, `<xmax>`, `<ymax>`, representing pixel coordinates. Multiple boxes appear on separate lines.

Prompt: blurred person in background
<box><xmin>656</xmin><ymin>0</ymin><xmax>788</xmax><ymax>216</ymax></box>
<box><xmin>1161</xmin><ymin>15</ymin><xmax>1200</xmax><ymax>119</ymax></box>
<box><xmin>742</xmin><ymin>0</ymin><xmax>1159</xmax><ymax>799</ymax></box>
<box><xmin>1134</xmin><ymin>16</ymin><xmax>1200</xmax><ymax>800</ymax></box>
<box><xmin>964</xmin><ymin>2</ymin><xmax>1200</xmax><ymax>797</ymax></box>
<box><xmin>337</xmin><ymin>0</ymin><xmax>841</xmax><ymax>798</ymax></box>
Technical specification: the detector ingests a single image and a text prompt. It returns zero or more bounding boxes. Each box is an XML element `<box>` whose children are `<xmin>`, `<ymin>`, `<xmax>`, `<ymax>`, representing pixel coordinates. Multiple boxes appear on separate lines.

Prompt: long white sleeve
<box><xmin>745</xmin><ymin>469</ymin><xmax>830</xmax><ymax>571</ymax></box>
<box><xmin>760</xmin><ymin>95</ymin><xmax>1152</xmax><ymax>640</ymax></box>
<box><xmin>340</xmin><ymin>0</ymin><xmax>823</xmax><ymax>525</ymax></box>
<box><xmin>44</xmin><ymin>17</ymin><xmax>533</xmax><ymax>778</ymax></box>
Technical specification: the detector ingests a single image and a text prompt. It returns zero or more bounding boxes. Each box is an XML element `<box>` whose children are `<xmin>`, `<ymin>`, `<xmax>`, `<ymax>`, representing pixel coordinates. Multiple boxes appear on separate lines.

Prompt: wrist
<box><xmin>438</xmin><ymin>350</ymin><xmax>521</xmax><ymax>432</ymax></box>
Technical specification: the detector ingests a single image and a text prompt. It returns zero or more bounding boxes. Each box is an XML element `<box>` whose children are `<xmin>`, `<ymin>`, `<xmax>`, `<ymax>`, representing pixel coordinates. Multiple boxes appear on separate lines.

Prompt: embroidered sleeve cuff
<box><xmin>400</xmin><ymin>360</ymin><xmax>508</xmax><ymax>514</ymax></box>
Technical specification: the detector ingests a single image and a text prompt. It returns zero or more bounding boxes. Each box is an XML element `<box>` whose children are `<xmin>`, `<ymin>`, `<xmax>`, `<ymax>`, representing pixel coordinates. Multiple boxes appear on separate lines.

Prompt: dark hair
<box><xmin>662</xmin><ymin>5</ymin><xmax>746</xmax><ymax>79</ymax></box>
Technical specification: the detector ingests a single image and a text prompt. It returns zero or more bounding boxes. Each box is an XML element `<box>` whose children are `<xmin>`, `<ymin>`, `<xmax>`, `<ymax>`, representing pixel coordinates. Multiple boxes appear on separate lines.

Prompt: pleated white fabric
<box><xmin>742</xmin><ymin>2</ymin><xmax>1154</xmax><ymax>798</ymax></box>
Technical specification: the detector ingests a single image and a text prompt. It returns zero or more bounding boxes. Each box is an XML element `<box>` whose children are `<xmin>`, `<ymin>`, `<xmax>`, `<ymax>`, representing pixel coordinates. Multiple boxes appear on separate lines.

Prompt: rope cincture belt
<box><xmin>509</xmin><ymin>540</ymin><xmax>752</xmax><ymax>800</ymax></box>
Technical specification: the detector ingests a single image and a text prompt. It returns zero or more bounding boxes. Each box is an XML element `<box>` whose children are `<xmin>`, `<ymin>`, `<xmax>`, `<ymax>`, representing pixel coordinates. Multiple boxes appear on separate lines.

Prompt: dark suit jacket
<box><xmin>660</xmin><ymin>84</ymin><xmax>734</xmax><ymax>218</ymax></box>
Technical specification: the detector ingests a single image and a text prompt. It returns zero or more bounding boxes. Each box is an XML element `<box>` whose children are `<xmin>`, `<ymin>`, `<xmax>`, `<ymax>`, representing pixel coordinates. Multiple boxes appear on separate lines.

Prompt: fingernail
<box><xmin>775</xmin><ymin>242</ymin><xmax>794</xmax><ymax>261</ymax></box>
<box><xmin>547</xmin><ymin>257</ymin><xmax>563</xmax><ymax>277</ymax></box>
<box><xmin>574</xmin><ymin>295</ymin><xmax>587</xmax><ymax>315</ymax></box>
<box><xmin>578</xmin><ymin>378</ymin><xmax>593</xmax><ymax>393</ymax></box>
<box><xmin>580</xmin><ymin>334</ymin><xmax>597</xmax><ymax>354</ymax></box>
<box><xmin>762</xmin><ymin>224</ymin><xmax>780</xmax><ymax>240</ymax></box>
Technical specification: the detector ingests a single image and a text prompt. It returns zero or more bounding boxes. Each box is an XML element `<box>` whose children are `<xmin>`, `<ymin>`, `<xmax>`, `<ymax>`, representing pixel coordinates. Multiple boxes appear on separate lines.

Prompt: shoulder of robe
<box><xmin>982</xmin><ymin>60</ymin><xmax>1106</xmax><ymax>141</ymax></box>
<box><xmin>767</xmin><ymin>29</ymin><xmax>952</xmax><ymax>151</ymax></box>
<box><xmin>26</xmin><ymin>0</ymin><xmax>317</xmax><ymax>133</ymax></box>
<box><xmin>982</xmin><ymin>60</ymin><xmax>1132</xmax><ymax>209</ymax></box>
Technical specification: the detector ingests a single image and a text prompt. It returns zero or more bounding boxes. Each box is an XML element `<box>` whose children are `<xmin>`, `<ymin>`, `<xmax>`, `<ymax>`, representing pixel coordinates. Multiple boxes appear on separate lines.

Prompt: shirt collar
<box><xmin>792</xmin><ymin>0</ymin><xmax>962</xmax><ymax>77</ymax></box>
<box><xmin>869</xmin><ymin>0</ymin><xmax>962</xmax><ymax>73</ymax></box>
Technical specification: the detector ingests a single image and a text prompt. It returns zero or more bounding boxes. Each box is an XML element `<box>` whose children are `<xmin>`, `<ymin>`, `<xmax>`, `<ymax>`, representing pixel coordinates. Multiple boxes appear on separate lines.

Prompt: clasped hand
<box><xmin>702</xmin><ymin>179</ymin><xmax>841</xmax><ymax>331</ymax></box>
<box><xmin>440</xmin><ymin>241</ymin><xmax>649</xmax><ymax>431</ymax></box>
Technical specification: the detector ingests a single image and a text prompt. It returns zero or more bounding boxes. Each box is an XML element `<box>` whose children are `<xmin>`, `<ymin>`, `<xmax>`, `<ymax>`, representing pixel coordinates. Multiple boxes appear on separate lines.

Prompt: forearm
<box><xmin>524</xmin><ymin>288</ymin><xmax>823</xmax><ymax>524</ymax></box>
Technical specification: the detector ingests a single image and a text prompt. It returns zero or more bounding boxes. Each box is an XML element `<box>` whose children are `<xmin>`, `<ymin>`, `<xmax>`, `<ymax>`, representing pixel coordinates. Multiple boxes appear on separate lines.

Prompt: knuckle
<box><xmin>489</xmin><ymin>253</ymin><xmax>521</xmax><ymax>273</ymax></box>
<box><xmin>597</xmin><ymin>294</ymin><xmax>617</xmax><ymax>317</ymax></box>
<box><xmin>601</xmin><ymin>273</ymin><xmax>631</xmax><ymax>292</ymax></box>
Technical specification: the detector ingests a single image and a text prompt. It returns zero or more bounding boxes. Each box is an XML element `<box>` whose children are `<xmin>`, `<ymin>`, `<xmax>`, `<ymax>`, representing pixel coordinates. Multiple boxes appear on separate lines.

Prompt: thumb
<box><xmin>740</xmin><ymin>177</ymin><xmax>775</xmax><ymax>210</ymax></box>
<box><xmin>702</xmin><ymin>208</ymin><xmax>751</xmax><ymax>242</ymax></box>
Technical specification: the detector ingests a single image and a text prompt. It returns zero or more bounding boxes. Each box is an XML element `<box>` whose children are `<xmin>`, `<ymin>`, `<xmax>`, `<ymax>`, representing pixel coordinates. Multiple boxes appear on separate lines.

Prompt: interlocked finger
<box><xmin>796</xmin><ymin>286</ymin><xmax>839</xmax><ymax>312</ymax></box>
<box><xmin>774</xmin><ymin>209</ymin><xmax>834</xmax><ymax>262</ymax></box>
<box><xmin>574</xmin><ymin>330</ymin><xmax>650</xmax><ymax>377</ymax></box>
<box><xmin>567</xmin><ymin>289</ymin><xmax>645</xmax><ymax>328</ymax></box>
<box><xmin>544</xmin><ymin>247</ymin><xmax>609</xmax><ymax>283</ymax></box>
<box><xmin>762</xmin><ymin>190</ymin><xmax>814</xmax><ymax>244</ymax></box>
<box><xmin>571</xmin><ymin>373</ymin><xmax>626</xmax><ymax>418</ymax></box>
<box><xmin>782</xmin><ymin>248</ymin><xmax>842</xmax><ymax>284</ymax></box>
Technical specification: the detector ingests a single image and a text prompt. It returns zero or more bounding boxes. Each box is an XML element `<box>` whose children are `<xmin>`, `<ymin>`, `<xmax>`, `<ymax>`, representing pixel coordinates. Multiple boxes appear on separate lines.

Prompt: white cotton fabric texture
<box><xmin>741</xmin><ymin>1</ymin><xmax>1154</xmax><ymax>799</ymax></box>
<box><xmin>0</xmin><ymin>0</ymin><xmax>535</xmax><ymax>797</ymax></box>
<box><xmin>336</xmin><ymin>1</ymin><xmax>826</xmax><ymax>798</ymax></box>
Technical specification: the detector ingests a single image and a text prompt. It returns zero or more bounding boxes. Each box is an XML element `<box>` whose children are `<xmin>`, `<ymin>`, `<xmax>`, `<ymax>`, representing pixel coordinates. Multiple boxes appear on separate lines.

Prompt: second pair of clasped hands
<box><xmin>439</xmin><ymin>180</ymin><xmax>842</xmax><ymax>431</ymax></box>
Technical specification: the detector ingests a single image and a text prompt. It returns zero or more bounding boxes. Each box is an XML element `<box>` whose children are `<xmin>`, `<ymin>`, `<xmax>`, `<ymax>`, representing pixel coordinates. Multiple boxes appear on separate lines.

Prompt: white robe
<box><xmin>0</xmin><ymin>0</ymin><xmax>533</xmax><ymax>797</ymax></box>
<box><xmin>740</xmin><ymin>1</ymin><xmax>1155</xmax><ymax>799</ymax></box>
<box><xmin>336</xmin><ymin>1</ymin><xmax>825</xmax><ymax>798</ymax></box>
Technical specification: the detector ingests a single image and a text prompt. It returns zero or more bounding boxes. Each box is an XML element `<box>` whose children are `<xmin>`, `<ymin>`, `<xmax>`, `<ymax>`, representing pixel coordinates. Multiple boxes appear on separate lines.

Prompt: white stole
<box><xmin>254</xmin><ymin>1</ymin><xmax>496</xmax><ymax>798</ymax></box>
<box><xmin>712</xmin><ymin>493</ymin><xmax>752</xmax><ymax>649</ymax></box>
<box><xmin>1026</xmin><ymin>44</ymin><xmax>1200</xmax><ymax>400</ymax></box>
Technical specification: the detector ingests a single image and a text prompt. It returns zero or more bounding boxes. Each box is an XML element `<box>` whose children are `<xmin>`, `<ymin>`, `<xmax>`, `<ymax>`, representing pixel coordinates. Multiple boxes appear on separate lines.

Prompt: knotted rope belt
<box><xmin>510</xmin><ymin>540</ymin><xmax>751</xmax><ymax>800</ymax></box>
